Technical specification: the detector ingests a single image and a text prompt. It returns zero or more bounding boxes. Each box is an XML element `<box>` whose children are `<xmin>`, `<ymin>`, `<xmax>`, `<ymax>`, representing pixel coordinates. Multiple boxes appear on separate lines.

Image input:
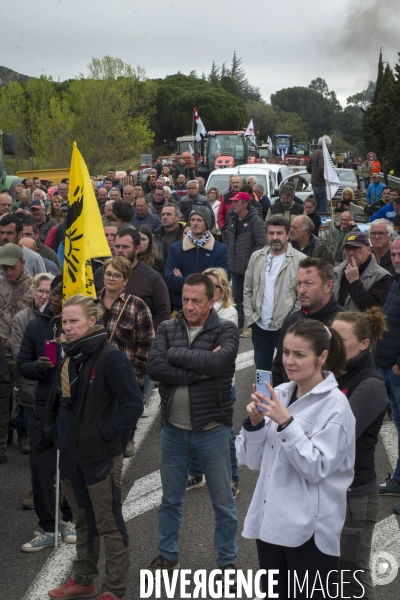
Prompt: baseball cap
<box><xmin>190</xmin><ymin>206</ymin><xmax>211</xmax><ymax>230</ymax></box>
<box><xmin>341</xmin><ymin>232</ymin><xmax>371</xmax><ymax>249</ymax></box>
<box><xmin>372</xmin><ymin>173</ymin><xmax>379</xmax><ymax>179</ymax></box>
<box><xmin>231</xmin><ymin>192</ymin><xmax>252</xmax><ymax>202</ymax></box>
<box><xmin>60</xmin><ymin>201</ymin><xmax>68</xmax><ymax>211</ymax></box>
<box><xmin>0</xmin><ymin>243</ymin><xmax>24</xmax><ymax>266</ymax></box>
<box><xmin>29</xmin><ymin>199</ymin><xmax>44</xmax><ymax>209</ymax></box>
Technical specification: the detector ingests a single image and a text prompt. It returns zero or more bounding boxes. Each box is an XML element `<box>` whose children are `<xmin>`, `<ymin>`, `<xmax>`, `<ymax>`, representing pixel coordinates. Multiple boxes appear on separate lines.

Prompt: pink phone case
<box><xmin>44</xmin><ymin>341</ymin><xmax>57</xmax><ymax>366</ymax></box>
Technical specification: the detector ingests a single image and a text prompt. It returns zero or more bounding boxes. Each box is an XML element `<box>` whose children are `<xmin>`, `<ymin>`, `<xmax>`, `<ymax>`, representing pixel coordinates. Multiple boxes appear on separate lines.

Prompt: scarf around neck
<box><xmin>59</xmin><ymin>325</ymin><xmax>107</xmax><ymax>406</ymax></box>
<box><xmin>187</xmin><ymin>229</ymin><xmax>211</xmax><ymax>248</ymax></box>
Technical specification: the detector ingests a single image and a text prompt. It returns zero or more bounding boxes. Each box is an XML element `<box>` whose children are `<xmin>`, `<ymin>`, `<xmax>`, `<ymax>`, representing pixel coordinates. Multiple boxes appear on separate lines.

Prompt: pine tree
<box><xmin>208</xmin><ymin>61</ymin><xmax>220</xmax><ymax>80</ymax></box>
<box><xmin>363</xmin><ymin>53</ymin><xmax>400</xmax><ymax>173</ymax></box>
<box><xmin>372</xmin><ymin>49</ymin><xmax>384</xmax><ymax>106</ymax></box>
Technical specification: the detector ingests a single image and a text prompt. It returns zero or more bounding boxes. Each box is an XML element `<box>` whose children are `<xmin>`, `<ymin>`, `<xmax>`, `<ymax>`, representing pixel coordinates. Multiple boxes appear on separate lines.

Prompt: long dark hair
<box><xmin>135</xmin><ymin>225</ymin><xmax>159</xmax><ymax>268</ymax></box>
<box><xmin>285</xmin><ymin>319</ymin><xmax>347</xmax><ymax>378</ymax></box>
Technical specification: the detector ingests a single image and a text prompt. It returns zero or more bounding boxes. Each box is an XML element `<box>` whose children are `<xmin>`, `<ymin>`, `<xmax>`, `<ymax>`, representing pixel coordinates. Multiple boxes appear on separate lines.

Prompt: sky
<box><xmin>1</xmin><ymin>0</ymin><xmax>399</xmax><ymax>107</ymax></box>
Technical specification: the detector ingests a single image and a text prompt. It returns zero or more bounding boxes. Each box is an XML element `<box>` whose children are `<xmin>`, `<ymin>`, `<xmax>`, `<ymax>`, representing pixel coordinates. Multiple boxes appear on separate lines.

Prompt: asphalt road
<box><xmin>1</xmin><ymin>337</ymin><xmax>400</xmax><ymax>599</ymax></box>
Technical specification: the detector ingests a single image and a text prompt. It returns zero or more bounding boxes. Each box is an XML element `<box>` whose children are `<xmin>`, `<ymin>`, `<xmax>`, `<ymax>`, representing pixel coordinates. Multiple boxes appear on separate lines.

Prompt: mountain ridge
<box><xmin>0</xmin><ymin>66</ymin><xmax>31</xmax><ymax>87</ymax></box>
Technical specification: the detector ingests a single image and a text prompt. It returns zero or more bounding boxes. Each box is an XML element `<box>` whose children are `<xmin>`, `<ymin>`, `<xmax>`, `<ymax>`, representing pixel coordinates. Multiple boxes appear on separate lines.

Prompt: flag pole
<box><xmin>54</xmin><ymin>449</ymin><xmax>60</xmax><ymax>548</ymax></box>
<box><xmin>328</xmin><ymin>184</ymin><xmax>334</xmax><ymax>221</ymax></box>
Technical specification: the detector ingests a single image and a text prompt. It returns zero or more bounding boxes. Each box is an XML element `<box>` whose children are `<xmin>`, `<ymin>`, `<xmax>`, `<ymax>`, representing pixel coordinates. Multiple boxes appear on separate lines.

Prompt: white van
<box><xmin>205</xmin><ymin>166</ymin><xmax>275</xmax><ymax>199</ymax></box>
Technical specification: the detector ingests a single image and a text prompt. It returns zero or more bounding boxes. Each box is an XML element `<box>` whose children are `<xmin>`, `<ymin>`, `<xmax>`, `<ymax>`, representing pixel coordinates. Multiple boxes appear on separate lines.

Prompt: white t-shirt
<box><xmin>257</xmin><ymin>252</ymin><xmax>286</xmax><ymax>331</ymax></box>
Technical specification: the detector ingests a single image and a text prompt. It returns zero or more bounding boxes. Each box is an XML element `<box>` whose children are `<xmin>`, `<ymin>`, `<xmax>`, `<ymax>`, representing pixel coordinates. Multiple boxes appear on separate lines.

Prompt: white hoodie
<box><xmin>236</xmin><ymin>372</ymin><xmax>355</xmax><ymax>556</ymax></box>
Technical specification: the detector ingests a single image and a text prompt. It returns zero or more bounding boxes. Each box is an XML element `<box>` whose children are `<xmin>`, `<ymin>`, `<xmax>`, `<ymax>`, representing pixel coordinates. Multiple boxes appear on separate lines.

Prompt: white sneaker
<box><xmin>21</xmin><ymin>531</ymin><xmax>61</xmax><ymax>552</ymax></box>
<box><xmin>140</xmin><ymin>407</ymin><xmax>149</xmax><ymax>418</ymax></box>
<box><xmin>60</xmin><ymin>520</ymin><xmax>77</xmax><ymax>544</ymax></box>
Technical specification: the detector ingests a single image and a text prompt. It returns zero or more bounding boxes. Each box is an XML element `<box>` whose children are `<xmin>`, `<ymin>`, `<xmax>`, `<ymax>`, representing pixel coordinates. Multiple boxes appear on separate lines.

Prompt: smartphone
<box><xmin>44</xmin><ymin>340</ymin><xmax>57</xmax><ymax>366</ymax></box>
<box><xmin>255</xmin><ymin>370</ymin><xmax>272</xmax><ymax>412</ymax></box>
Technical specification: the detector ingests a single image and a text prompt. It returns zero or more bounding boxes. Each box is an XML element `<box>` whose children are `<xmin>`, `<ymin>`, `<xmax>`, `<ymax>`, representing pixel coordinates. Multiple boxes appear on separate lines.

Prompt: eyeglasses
<box><xmin>49</xmin><ymin>288</ymin><xmax>62</xmax><ymax>297</ymax></box>
<box><xmin>104</xmin><ymin>271</ymin><xmax>123</xmax><ymax>280</ymax></box>
<box><xmin>35</xmin><ymin>289</ymin><xmax>50</xmax><ymax>296</ymax></box>
<box><xmin>370</xmin><ymin>232</ymin><xmax>388</xmax><ymax>237</ymax></box>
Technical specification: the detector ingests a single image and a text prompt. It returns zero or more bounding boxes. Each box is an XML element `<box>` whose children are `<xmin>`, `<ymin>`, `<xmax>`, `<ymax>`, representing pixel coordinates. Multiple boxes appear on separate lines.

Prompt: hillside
<box><xmin>0</xmin><ymin>66</ymin><xmax>30</xmax><ymax>87</ymax></box>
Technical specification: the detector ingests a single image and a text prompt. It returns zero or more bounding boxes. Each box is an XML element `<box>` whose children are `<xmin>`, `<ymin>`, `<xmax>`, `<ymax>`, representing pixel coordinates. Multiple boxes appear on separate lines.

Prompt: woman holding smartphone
<box><xmin>236</xmin><ymin>319</ymin><xmax>356</xmax><ymax>599</ymax></box>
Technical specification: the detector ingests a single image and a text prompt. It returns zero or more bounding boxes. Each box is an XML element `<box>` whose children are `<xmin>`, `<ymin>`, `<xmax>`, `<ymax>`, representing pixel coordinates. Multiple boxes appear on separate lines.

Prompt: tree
<box><xmin>309</xmin><ymin>77</ymin><xmax>341</xmax><ymax>114</ymax></box>
<box><xmin>0</xmin><ymin>76</ymin><xmax>75</xmax><ymax>170</ymax></box>
<box><xmin>208</xmin><ymin>61</ymin><xmax>220</xmax><ymax>80</ymax></box>
<box><xmin>347</xmin><ymin>81</ymin><xmax>375</xmax><ymax>110</ymax></box>
<box><xmin>226</xmin><ymin>52</ymin><xmax>261</xmax><ymax>102</ymax></box>
<box><xmin>275</xmin><ymin>112</ymin><xmax>309</xmax><ymax>141</ymax></box>
<box><xmin>246</xmin><ymin>101</ymin><xmax>278</xmax><ymax>139</ymax></box>
<box><xmin>362</xmin><ymin>51</ymin><xmax>400</xmax><ymax>173</ymax></box>
<box><xmin>220</xmin><ymin>76</ymin><xmax>242</xmax><ymax>98</ymax></box>
<box><xmin>271</xmin><ymin>87</ymin><xmax>335</xmax><ymax>138</ymax></box>
<box><xmin>69</xmin><ymin>59</ymin><xmax>156</xmax><ymax>173</ymax></box>
<box><xmin>151</xmin><ymin>74</ymin><xmax>247</xmax><ymax>143</ymax></box>
<box><xmin>335</xmin><ymin>106</ymin><xmax>363</xmax><ymax>147</ymax></box>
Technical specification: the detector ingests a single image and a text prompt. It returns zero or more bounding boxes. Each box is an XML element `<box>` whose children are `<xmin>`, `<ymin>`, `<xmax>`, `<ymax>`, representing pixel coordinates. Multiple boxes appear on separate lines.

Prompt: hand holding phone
<box><xmin>255</xmin><ymin>370</ymin><xmax>272</xmax><ymax>412</ymax></box>
<box><xmin>44</xmin><ymin>340</ymin><xmax>57</xmax><ymax>366</ymax></box>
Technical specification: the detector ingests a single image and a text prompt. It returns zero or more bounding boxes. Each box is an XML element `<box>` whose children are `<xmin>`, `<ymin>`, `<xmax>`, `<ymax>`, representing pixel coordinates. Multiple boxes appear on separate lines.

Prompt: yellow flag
<box><xmin>62</xmin><ymin>142</ymin><xmax>110</xmax><ymax>301</ymax></box>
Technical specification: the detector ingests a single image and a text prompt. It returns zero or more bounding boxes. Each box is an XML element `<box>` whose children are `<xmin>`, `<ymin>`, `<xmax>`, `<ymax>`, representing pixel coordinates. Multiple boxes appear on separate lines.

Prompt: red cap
<box><xmin>231</xmin><ymin>192</ymin><xmax>252</xmax><ymax>202</ymax></box>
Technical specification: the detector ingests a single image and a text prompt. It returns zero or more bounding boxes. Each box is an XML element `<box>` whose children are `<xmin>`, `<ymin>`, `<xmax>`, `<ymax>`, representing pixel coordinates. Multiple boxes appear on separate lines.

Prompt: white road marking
<box><xmin>21</xmin><ymin>348</ymin><xmax>256</xmax><ymax>598</ymax></box>
<box><xmin>123</xmin><ymin>471</ymin><xmax>162</xmax><ymax>522</ymax></box>
<box><xmin>21</xmin><ymin>544</ymin><xmax>76</xmax><ymax>600</ymax></box>
<box><xmin>236</xmin><ymin>349</ymin><xmax>255</xmax><ymax>371</ymax></box>
<box><xmin>371</xmin><ymin>515</ymin><xmax>400</xmax><ymax>585</ymax></box>
<box><xmin>22</xmin><ymin>349</ymin><xmax>399</xmax><ymax>597</ymax></box>
<box><xmin>380</xmin><ymin>421</ymin><xmax>397</xmax><ymax>473</ymax></box>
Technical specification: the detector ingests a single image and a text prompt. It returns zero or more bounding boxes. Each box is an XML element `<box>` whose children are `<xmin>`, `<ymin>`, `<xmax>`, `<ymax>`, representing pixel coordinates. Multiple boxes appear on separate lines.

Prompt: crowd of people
<box><xmin>0</xmin><ymin>153</ymin><xmax>399</xmax><ymax>599</ymax></box>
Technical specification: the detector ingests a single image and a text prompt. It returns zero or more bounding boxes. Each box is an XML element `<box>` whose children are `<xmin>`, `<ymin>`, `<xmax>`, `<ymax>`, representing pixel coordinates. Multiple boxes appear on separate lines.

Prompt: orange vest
<box><xmin>371</xmin><ymin>160</ymin><xmax>381</xmax><ymax>174</ymax></box>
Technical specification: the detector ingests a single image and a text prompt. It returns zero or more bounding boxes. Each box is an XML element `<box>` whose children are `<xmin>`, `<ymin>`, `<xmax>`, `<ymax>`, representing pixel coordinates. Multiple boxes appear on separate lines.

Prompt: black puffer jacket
<box><xmin>375</xmin><ymin>275</ymin><xmax>400</xmax><ymax>369</ymax></box>
<box><xmin>148</xmin><ymin>309</ymin><xmax>239</xmax><ymax>432</ymax></box>
<box><xmin>16</xmin><ymin>304</ymin><xmax>62</xmax><ymax>416</ymax></box>
<box><xmin>226</xmin><ymin>206</ymin><xmax>266</xmax><ymax>275</ymax></box>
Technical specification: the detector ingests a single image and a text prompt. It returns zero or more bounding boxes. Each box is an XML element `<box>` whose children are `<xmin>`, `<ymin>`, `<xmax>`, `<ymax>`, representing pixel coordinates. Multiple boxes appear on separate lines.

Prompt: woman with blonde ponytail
<box><xmin>332</xmin><ymin>307</ymin><xmax>388</xmax><ymax>600</ymax></box>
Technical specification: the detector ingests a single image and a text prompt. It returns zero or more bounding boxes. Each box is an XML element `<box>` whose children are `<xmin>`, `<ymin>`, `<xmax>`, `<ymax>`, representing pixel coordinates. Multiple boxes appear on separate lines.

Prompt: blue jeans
<box><xmin>312</xmin><ymin>185</ymin><xmax>329</xmax><ymax>212</ymax></box>
<box><xmin>379</xmin><ymin>367</ymin><xmax>400</xmax><ymax>481</ymax></box>
<box><xmin>189</xmin><ymin>386</ymin><xmax>239</xmax><ymax>482</ymax></box>
<box><xmin>158</xmin><ymin>421</ymin><xmax>238</xmax><ymax>566</ymax></box>
<box><xmin>231</xmin><ymin>273</ymin><xmax>245</xmax><ymax>329</ymax></box>
<box><xmin>364</xmin><ymin>177</ymin><xmax>371</xmax><ymax>190</ymax></box>
<box><xmin>251</xmin><ymin>324</ymin><xmax>281</xmax><ymax>371</ymax></box>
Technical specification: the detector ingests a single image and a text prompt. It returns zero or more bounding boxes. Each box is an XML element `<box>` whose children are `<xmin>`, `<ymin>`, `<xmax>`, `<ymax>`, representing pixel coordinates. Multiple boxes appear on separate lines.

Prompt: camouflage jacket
<box><xmin>0</xmin><ymin>273</ymin><xmax>32</xmax><ymax>356</ymax></box>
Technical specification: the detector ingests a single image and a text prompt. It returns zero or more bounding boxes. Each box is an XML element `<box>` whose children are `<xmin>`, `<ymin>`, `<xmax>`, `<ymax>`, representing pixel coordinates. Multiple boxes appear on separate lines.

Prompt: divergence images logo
<box><xmin>371</xmin><ymin>551</ymin><xmax>398</xmax><ymax>586</ymax></box>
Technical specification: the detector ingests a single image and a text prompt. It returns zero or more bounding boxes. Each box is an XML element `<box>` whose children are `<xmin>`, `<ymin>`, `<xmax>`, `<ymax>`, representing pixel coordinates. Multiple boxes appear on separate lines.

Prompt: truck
<box><xmin>271</xmin><ymin>135</ymin><xmax>312</xmax><ymax>166</ymax></box>
<box><xmin>201</xmin><ymin>131</ymin><xmax>257</xmax><ymax>178</ymax></box>
<box><xmin>296</xmin><ymin>141</ymin><xmax>311</xmax><ymax>165</ymax></box>
<box><xmin>256</xmin><ymin>144</ymin><xmax>272</xmax><ymax>162</ymax></box>
<box><xmin>16</xmin><ymin>167</ymin><xmax>70</xmax><ymax>185</ymax></box>
<box><xmin>158</xmin><ymin>136</ymin><xmax>199</xmax><ymax>179</ymax></box>
<box><xmin>0</xmin><ymin>133</ymin><xmax>23</xmax><ymax>194</ymax></box>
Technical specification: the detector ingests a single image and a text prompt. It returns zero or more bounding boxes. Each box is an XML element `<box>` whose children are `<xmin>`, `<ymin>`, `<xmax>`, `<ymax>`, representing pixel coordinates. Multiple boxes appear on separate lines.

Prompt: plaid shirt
<box><xmin>99</xmin><ymin>290</ymin><xmax>154</xmax><ymax>391</ymax></box>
